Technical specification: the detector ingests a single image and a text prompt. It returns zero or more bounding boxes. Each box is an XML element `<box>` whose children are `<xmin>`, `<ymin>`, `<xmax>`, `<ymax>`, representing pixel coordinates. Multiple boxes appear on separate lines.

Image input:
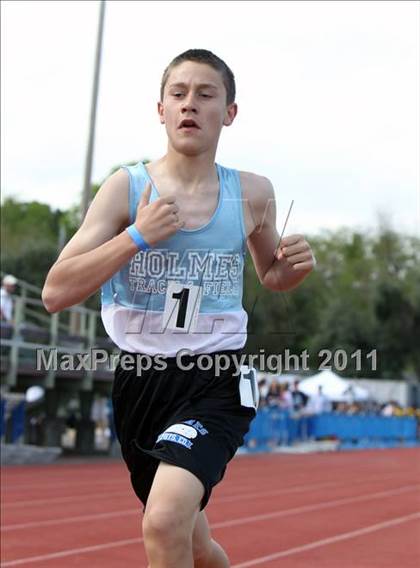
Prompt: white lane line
<box><xmin>1</xmin><ymin>478</ymin><xmax>124</xmax><ymax>493</ymax></box>
<box><xmin>2</xmin><ymin>485</ymin><xmax>418</xmax><ymax>564</ymax></box>
<box><xmin>1</xmin><ymin>490</ymin><xmax>131</xmax><ymax>509</ymax></box>
<box><xmin>2</xmin><ymin>480</ymin><xmax>338</xmax><ymax>530</ymax></box>
<box><xmin>211</xmin><ymin>484</ymin><xmax>419</xmax><ymax>529</ymax></box>
<box><xmin>0</xmin><ymin>478</ymin><xmax>346</xmax><ymax>509</ymax></box>
<box><xmin>2</xmin><ymin>457</ymin><xmax>415</xmax><ymax>492</ymax></box>
<box><xmin>1</xmin><ymin>509</ymin><xmax>140</xmax><ymax>531</ymax></box>
<box><xmin>3</xmin><ymin>480</ymin><xmax>415</xmax><ymax>532</ymax></box>
<box><xmin>231</xmin><ymin>511</ymin><xmax>420</xmax><ymax>567</ymax></box>
<box><xmin>1</xmin><ymin>477</ymin><xmax>261</xmax><ymax>504</ymax></box>
<box><xmin>1</xmin><ymin>537</ymin><xmax>144</xmax><ymax>566</ymax></box>
<box><xmin>3</xmin><ymin>470</ymin><xmax>414</xmax><ymax>509</ymax></box>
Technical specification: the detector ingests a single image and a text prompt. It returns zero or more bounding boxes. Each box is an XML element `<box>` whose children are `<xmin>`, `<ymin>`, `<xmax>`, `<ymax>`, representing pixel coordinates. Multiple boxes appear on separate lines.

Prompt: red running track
<box><xmin>1</xmin><ymin>448</ymin><xmax>420</xmax><ymax>567</ymax></box>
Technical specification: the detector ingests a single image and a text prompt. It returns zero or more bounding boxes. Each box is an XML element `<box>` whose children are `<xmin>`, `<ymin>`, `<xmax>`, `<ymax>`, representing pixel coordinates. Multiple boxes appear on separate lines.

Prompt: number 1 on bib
<box><xmin>163</xmin><ymin>281</ymin><xmax>202</xmax><ymax>332</ymax></box>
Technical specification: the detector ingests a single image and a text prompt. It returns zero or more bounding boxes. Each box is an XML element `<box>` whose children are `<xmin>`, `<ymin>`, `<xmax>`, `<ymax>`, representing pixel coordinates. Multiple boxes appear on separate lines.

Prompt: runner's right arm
<box><xmin>42</xmin><ymin>169</ymin><xmax>183</xmax><ymax>313</ymax></box>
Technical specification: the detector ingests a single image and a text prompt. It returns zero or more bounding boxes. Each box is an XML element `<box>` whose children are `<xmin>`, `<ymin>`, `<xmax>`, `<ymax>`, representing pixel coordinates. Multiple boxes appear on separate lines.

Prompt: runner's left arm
<box><xmin>246</xmin><ymin>176</ymin><xmax>315</xmax><ymax>291</ymax></box>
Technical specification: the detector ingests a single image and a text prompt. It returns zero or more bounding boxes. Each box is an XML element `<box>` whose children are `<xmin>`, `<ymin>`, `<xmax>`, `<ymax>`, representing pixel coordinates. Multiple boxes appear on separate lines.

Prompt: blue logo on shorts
<box><xmin>157</xmin><ymin>432</ymin><xmax>193</xmax><ymax>449</ymax></box>
<box><xmin>156</xmin><ymin>420</ymin><xmax>209</xmax><ymax>450</ymax></box>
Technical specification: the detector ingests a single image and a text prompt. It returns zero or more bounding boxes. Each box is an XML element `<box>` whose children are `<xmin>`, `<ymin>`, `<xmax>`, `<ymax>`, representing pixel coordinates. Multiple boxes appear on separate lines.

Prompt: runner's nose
<box><xmin>181</xmin><ymin>94</ymin><xmax>197</xmax><ymax>114</ymax></box>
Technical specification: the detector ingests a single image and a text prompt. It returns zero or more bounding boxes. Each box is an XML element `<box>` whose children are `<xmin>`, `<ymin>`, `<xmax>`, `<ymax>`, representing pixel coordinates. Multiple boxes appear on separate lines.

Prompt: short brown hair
<box><xmin>160</xmin><ymin>49</ymin><xmax>236</xmax><ymax>105</ymax></box>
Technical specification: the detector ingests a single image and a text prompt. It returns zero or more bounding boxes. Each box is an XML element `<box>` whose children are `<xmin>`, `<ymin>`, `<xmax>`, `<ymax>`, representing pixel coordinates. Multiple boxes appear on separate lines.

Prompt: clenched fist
<box><xmin>274</xmin><ymin>234</ymin><xmax>316</xmax><ymax>271</ymax></box>
<box><xmin>134</xmin><ymin>183</ymin><xmax>184</xmax><ymax>246</ymax></box>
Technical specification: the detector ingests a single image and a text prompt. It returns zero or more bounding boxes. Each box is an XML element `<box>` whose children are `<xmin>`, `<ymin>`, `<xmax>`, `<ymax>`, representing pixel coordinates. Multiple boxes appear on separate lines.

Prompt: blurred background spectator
<box><xmin>307</xmin><ymin>385</ymin><xmax>332</xmax><ymax>415</ymax></box>
<box><xmin>279</xmin><ymin>383</ymin><xmax>294</xmax><ymax>411</ymax></box>
<box><xmin>291</xmin><ymin>380</ymin><xmax>309</xmax><ymax>414</ymax></box>
<box><xmin>1</xmin><ymin>274</ymin><xmax>17</xmax><ymax>322</ymax></box>
<box><xmin>266</xmin><ymin>381</ymin><xmax>282</xmax><ymax>408</ymax></box>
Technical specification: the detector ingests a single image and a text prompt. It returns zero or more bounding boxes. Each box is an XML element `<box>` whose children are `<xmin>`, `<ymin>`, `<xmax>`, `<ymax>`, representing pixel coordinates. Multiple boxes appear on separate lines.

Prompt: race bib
<box><xmin>239</xmin><ymin>366</ymin><xmax>260</xmax><ymax>410</ymax></box>
<box><xmin>162</xmin><ymin>281</ymin><xmax>202</xmax><ymax>332</ymax></box>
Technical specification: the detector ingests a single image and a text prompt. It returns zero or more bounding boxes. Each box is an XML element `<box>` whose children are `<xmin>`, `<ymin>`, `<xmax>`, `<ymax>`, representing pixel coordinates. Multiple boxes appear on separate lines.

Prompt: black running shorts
<box><xmin>111</xmin><ymin>350</ymin><xmax>256</xmax><ymax>511</ymax></box>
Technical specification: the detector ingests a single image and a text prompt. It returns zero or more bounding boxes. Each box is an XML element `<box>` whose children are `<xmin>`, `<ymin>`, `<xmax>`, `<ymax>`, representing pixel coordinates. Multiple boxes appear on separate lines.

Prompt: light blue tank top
<box><xmin>101</xmin><ymin>161</ymin><xmax>248</xmax><ymax>356</ymax></box>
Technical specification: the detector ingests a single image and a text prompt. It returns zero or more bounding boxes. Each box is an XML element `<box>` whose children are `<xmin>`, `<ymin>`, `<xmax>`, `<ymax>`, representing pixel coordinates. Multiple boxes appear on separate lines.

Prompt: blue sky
<box><xmin>1</xmin><ymin>0</ymin><xmax>419</xmax><ymax>235</ymax></box>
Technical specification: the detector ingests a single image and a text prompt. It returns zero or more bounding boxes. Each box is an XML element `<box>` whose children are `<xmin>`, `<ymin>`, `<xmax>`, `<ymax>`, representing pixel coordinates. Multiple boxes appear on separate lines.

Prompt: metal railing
<box><xmin>1</xmin><ymin>274</ymin><xmax>115</xmax><ymax>389</ymax></box>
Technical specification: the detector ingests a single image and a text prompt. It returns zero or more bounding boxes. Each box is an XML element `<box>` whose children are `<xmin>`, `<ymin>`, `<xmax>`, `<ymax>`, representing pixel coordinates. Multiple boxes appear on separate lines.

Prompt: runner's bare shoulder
<box><xmin>239</xmin><ymin>170</ymin><xmax>274</xmax><ymax>202</ymax></box>
<box><xmin>57</xmin><ymin>168</ymin><xmax>130</xmax><ymax>262</ymax></box>
<box><xmin>238</xmin><ymin>170</ymin><xmax>276</xmax><ymax>236</ymax></box>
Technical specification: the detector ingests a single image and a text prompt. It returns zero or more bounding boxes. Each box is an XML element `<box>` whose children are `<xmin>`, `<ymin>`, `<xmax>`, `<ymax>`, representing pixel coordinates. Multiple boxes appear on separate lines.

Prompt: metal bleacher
<box><xmin>1</xmin><ymin>274</ymin><xmax>117</xmax><ymax>392</ymax></box>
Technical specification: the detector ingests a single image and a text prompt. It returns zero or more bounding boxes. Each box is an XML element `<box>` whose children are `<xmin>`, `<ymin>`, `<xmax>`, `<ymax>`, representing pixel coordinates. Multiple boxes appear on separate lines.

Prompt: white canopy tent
<box><xmin>298</xmin><ymin>370</ymin><xmax>370</xmax><ymax>402</ymax></box>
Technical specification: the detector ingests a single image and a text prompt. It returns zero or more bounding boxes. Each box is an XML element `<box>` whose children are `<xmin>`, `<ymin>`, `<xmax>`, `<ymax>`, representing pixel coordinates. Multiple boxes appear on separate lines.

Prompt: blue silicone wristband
<box><xmin>126</xmin><ymin>224</ymin><xmax>151</xmax><ymax>251</ymax></box>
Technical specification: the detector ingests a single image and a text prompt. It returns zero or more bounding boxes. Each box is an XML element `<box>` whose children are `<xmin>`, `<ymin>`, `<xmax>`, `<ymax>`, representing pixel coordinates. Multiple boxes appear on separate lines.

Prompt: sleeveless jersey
<box><xmin>101</xmin><ymin>161</ymin><xmax>248</xmax><ymax>356</ymax></box>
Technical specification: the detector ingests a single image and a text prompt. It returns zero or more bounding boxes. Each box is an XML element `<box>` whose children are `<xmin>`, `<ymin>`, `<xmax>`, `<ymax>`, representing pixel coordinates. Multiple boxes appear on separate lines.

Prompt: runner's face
<box><xmin>158</xmin><ymin>61</ymin><xmax>237</xmax><ymax>156</ymax></box>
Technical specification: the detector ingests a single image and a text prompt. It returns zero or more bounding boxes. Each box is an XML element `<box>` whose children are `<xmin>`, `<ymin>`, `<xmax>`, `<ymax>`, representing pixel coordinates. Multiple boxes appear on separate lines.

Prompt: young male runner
<box><xmin>43</xmin><ymin>49</ymin><xmax>315</xmax><ymax>568</ymax></box>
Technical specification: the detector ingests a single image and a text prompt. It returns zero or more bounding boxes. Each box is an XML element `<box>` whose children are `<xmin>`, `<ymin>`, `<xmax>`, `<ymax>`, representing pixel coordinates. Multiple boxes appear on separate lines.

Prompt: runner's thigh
<box><xmin>144</xmin><ymin>462</ymin><xmax>205</xmax><ymax>530</ymax></box>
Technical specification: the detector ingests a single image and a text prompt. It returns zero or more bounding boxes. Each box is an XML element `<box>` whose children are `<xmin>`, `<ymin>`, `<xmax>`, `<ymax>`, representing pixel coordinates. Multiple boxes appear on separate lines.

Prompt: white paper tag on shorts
<box><xmin>163</xmin><ymin>281</ymin><xmax>202</xmax><ymax>332</ymax></box>
<box><xmin>239</xmin><ymin>366</ymin><xmax>259</xmax><ymax>410</ymax></box>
